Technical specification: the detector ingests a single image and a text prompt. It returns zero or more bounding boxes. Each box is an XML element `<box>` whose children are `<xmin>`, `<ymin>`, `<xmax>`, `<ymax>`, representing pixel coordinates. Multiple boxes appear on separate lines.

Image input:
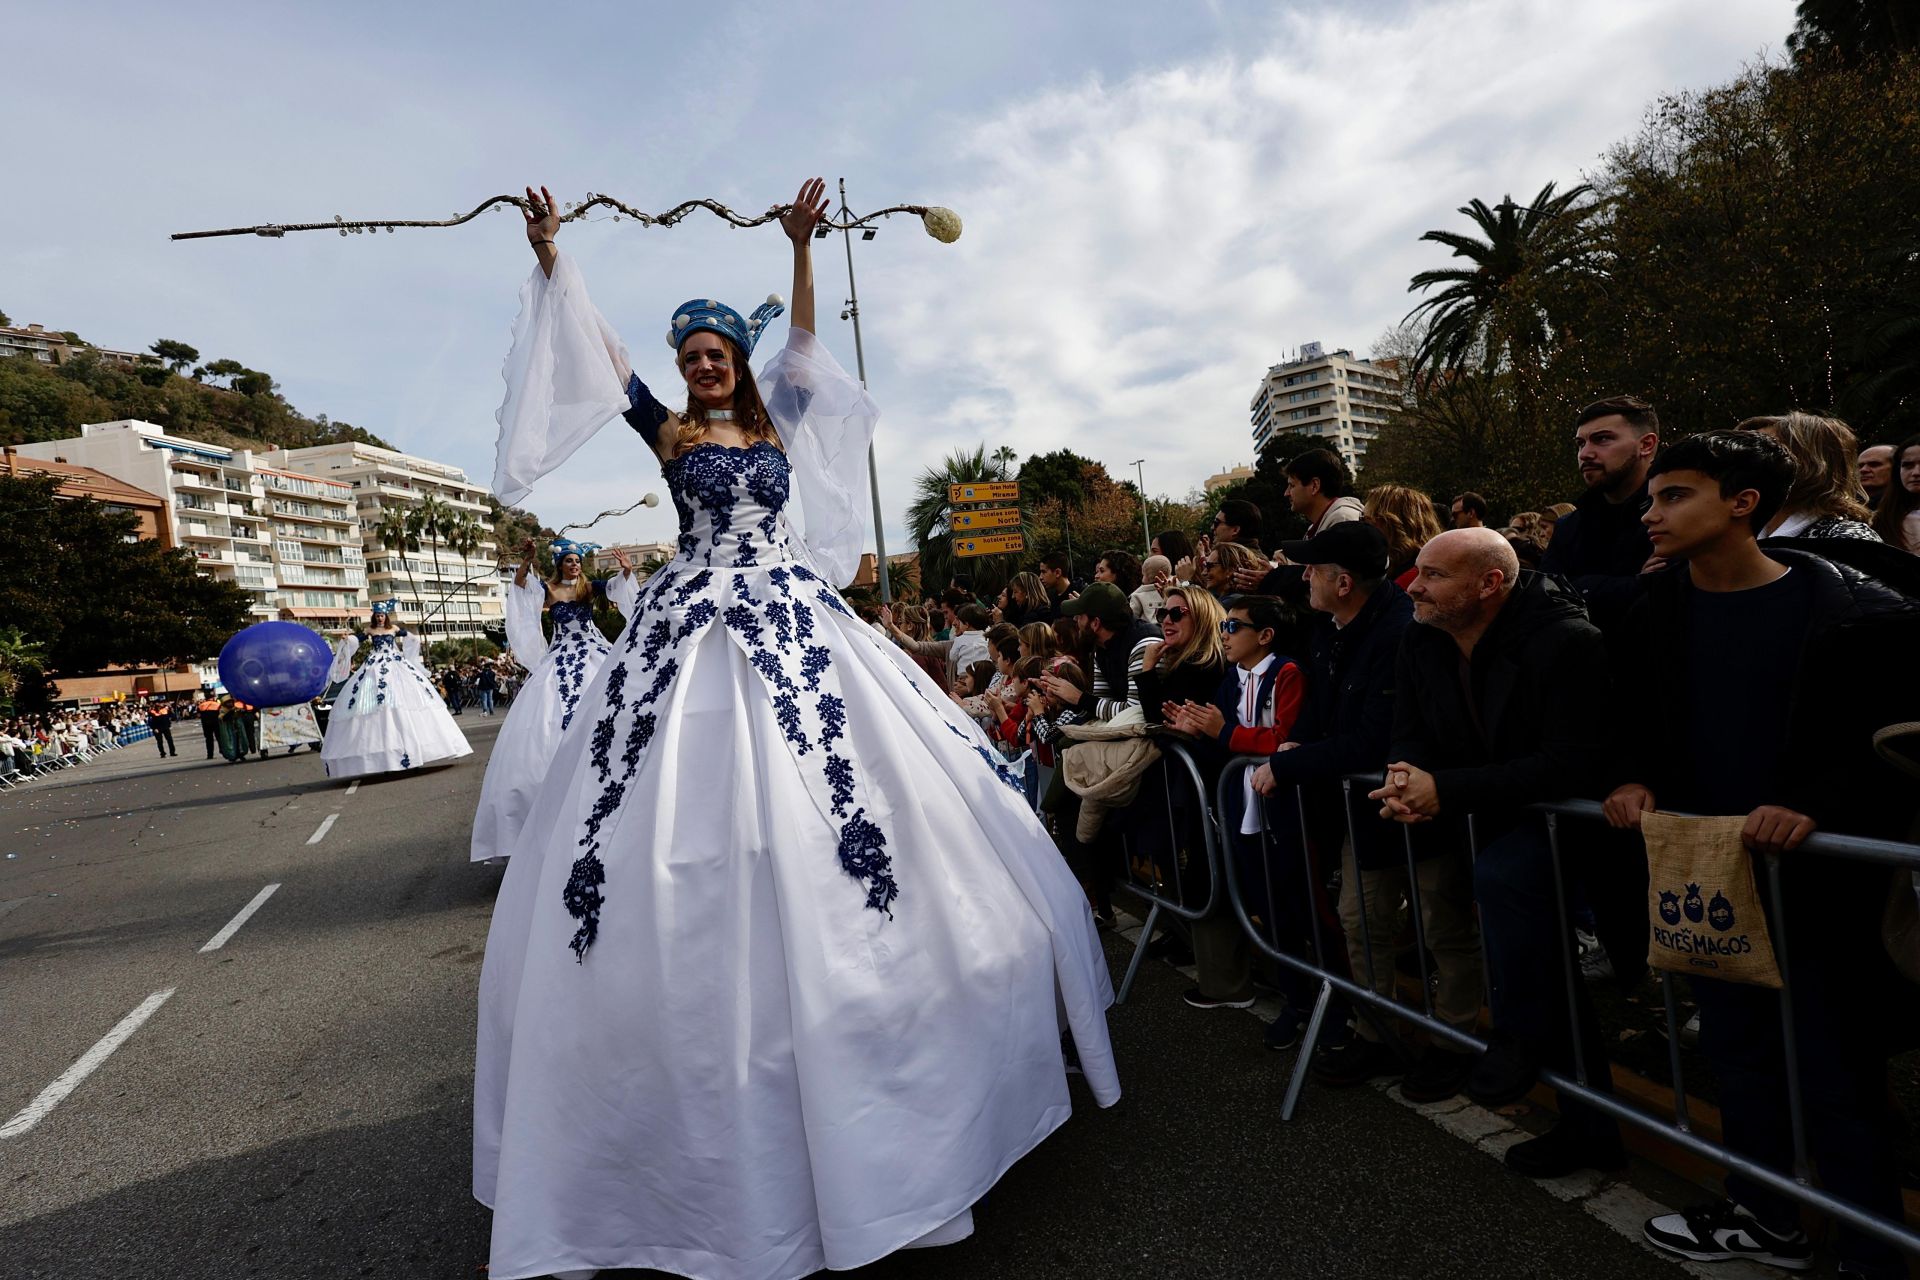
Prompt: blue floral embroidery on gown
<box><xmin>563</xmin><ymin>441</ymin><xmax>917</xmax><ymax>960</ymax></box>
<box><xmin>546</xmin><ymin>600</ymin><xmax>605</xmax><ymax>731</ymax></box>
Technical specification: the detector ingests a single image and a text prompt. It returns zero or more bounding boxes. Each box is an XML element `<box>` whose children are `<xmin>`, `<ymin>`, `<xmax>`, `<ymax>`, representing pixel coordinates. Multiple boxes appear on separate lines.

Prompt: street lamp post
<box><xmin>828</xmin><ymin>178</ymin><xmax>892</xmax><ymax>605</ymax></box>
<box><xmin>1131</xmin><ymin>458</ymin><xmax>1152</xmax><ymax>557</ymax></box>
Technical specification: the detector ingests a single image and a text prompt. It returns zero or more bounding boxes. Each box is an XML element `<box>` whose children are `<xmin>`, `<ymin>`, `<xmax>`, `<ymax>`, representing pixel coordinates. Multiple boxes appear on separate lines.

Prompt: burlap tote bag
<box><xmin>1641</xmin><ymin>811</ymin><xmax>1782</xmax><ymax>989</ymax></box>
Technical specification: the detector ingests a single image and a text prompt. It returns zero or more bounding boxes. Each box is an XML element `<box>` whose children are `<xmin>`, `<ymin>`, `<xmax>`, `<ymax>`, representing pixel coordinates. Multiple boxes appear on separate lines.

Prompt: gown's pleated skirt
<box><xmin>475</xmin><ymin>559</ymin><xmax>1118</xmax><ymax>1280</ymax></box>
<box><xmin>321</xmin><ymin>644</ymin><xmax>471</xmax><ymax>779</ymax></box>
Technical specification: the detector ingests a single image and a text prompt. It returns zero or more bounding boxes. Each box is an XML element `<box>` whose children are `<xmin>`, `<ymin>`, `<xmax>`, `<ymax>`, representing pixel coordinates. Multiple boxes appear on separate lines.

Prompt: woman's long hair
<box><xmin>1363</xmin><ymin>483</ymin><xmax>1446</xmax><ymax>570</ymax></box>
<box><xmin>1736</xmin><ymin>412</ymin><xmax>1871</xmax><ymax>526</ymax></box>
<box><xmin>1007</xmin><ymin>571</ymin><xmax>1051</xmax><ymax>613</ymax></box>
<box><xmin>672</xmin><ymin>333</ymin><xmax>780</xmax><ymax>454</ymax></box>
<box><xmin>1872</xmin><ymin>434</ymin><xmax>1920</xmax><ymax>547</ymax></box>
<box><xmin>1154</xmin><ymin>529</ymin><xmax>1195</xmax><ymax>567</ymax></box>
<box><xmin>1157</xmin><ymin>586</ymin><xmax>1226</xmax><ymax>673</ymax></box>
<box><xmin>1018</xmin><ymin>621</ymin><xmax>1059</xmax><ymax>660</ymax></box>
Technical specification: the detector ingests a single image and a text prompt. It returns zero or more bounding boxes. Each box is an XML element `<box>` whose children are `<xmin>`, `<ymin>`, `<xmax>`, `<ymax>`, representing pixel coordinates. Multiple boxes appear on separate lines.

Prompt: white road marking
<box><xmin>198</xmin><ymin>883</ymin><xmax>280</xmax><ymax>953</ymax></box>
<box><xmin>344</xmin><ymin>781</ymin><xmax>359</xmax><ymax>797</ymax></box>
<box><xmin>0</xmin><ymin>989</ymin><xmax>176</xmax><ymax>1139</ymax></box>
<box><xmin>305</xmin><ymin>814</ymin><xmax>338</xmax><ymax>845</ymax></box>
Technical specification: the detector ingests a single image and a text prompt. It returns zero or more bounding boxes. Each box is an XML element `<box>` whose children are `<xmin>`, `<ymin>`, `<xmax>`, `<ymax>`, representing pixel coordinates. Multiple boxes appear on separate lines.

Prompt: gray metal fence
<box><xmin>1202</xmin><ymin>754</ymin><xmax>1920</xmax><ymax>1258</ymax></box>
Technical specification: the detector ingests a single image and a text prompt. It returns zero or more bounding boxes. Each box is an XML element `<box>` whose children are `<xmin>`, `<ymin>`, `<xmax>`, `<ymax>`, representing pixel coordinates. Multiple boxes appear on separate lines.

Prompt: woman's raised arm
<box><xmin>778</xmin><ymin>178</ymin><xmax>829</xmax><ymax>334</ymax></box>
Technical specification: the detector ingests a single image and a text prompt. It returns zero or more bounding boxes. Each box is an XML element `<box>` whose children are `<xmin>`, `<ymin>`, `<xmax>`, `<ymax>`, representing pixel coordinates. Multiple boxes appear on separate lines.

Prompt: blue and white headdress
<box><xmin>666</xmin><ymin>295</ymin><xmax>786</xmax><ymax>356</ymax></box>
<box><xmin>370</xmin><ymin>598</ymin><xmax>400</xmax><ymax>616</ymax></box>
<box><xmin>549</xmin><ymin>538</ymin><xmax>599</xmax><ymax>562</ymax></box>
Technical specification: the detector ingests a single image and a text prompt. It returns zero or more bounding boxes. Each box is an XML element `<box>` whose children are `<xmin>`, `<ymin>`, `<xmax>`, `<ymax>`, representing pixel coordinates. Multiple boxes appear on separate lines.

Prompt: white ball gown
<box><xmin>474</xmin><ymin>251</ymin><xmax>1120</xmax><ymax>1280</ymax></box>
<box><xmin>469</xmin><ymin>576</ymin><xmax>637</xmax><ymax>862</ymax></box>
<box><xmin>319</xmin><ymin>630</ymin><xmax>472</xmax><ymax>778</ymax></box>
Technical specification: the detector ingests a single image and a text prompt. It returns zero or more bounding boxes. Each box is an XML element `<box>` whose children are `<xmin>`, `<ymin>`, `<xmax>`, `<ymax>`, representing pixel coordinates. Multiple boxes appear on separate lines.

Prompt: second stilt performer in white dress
<box><xmin>475</xmin><ymin>180</ymin><xmax>1119</xmax><ymax>1280</ymax></box>
<box><xmin>469</xmin><ymin>540</ymin><xmax>638</xmax><ymax>862</ymax></box>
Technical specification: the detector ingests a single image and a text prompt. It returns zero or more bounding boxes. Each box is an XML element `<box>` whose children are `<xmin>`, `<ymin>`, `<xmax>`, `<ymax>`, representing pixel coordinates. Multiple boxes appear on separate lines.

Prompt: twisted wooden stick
<box><xmin>171</xmin><ymin>193</ymin><xmax>961</xmax><ymax>242</ymax></box>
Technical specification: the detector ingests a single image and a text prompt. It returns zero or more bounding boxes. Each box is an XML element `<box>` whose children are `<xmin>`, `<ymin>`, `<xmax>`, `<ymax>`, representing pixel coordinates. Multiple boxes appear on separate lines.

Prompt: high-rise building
<box><xmin>266</xmin><ymin>442</ymin><xmax>503</xmax><ymax>641</ymax></box>
<box><xmin>256</xmin><ymin>465</ymin><xmax>370</xmax><ymax>632</ymax></box>
<box><xmin>1249</xmin><ymin>343</ymin><xmax>1402</xmax><ymax>472</ymax></box>
<box><xmin>15</xmin><ymin>420</ymin><xmax>284</xmax><ymax>621</ymax></box>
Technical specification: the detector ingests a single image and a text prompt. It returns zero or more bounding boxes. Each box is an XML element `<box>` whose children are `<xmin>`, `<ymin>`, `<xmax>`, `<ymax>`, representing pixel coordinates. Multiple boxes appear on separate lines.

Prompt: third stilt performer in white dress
<box><xmin>321</xmin><ymin>600</ymin><xmax>472</xmax><ymax>779</ymax></box>
<box><xmin>474</xmin><ymin>180</ymin><xmax>1120</xmax><ymax>1280</ymax></box>
<box><xmin>469</xmin><ymin>539</ymin><xmax>638</xmax><ymax>862</ymax></box>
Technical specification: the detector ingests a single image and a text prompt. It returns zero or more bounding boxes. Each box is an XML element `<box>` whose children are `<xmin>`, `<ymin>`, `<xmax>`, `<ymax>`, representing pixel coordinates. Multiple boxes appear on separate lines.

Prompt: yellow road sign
<box><xmin>952</xmin><ymin>531</ymin><xmax>1027</xmax><ymax>558</ymax></box>
<box><xmin>949</xmin><ymin>481</ymin><xmax>1020</xmax><ymax>504</ymax></box>
<box><xmin>949</xmin><ymin>507</ymin><xmax>1021</xmax><ymax>531</ymax></box>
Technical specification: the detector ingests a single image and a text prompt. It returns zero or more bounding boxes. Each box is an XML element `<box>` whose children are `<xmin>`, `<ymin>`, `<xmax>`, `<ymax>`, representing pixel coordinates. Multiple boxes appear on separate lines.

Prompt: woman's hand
<box><xmin>780</xmin><ymin>178</ymin><xmax>829</xmax><ymax>245</ymax></box>
<box><xmin>611</xmin><ymin>547</ymin><xmax>633</xmax><ymax>577</ymax></box>
<box><xmin>523</xmin><ymin>185</ymin><xmax>560</xmax><ymax>246</ymax></box>
<box><xmin>1139</xmin><ymin>640</ymin><xmax>1163</xmax><ymax>672</ymax></box>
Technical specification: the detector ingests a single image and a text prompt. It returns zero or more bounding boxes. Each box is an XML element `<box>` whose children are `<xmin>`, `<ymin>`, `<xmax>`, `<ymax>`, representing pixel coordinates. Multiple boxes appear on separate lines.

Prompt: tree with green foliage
<box><xmin>906</xmin><ymin>445</ymin><xmax>1024</xmax><ymax>595</ymax></box>
<box><xmin>1788</xmin><ymin>0</ymin><xmax>1916</xmax><ymax>64</ymax></box>
<box><xmin>149</xmin><ymin>339</ymin><xmax>200</xmax><ymax>373</ymax></box>
<box><xmin>0</xmin><ymin>474</ymin><xmax>253</xmax><ymax>710</ymax></box>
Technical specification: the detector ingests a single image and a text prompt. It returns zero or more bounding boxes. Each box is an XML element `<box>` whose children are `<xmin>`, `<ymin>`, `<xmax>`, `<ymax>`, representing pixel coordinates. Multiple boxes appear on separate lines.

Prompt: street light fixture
<box><xmin>1131</xmin><ymin>459</ymin><xmax>1152</xmax><ymax>557</ymax></box>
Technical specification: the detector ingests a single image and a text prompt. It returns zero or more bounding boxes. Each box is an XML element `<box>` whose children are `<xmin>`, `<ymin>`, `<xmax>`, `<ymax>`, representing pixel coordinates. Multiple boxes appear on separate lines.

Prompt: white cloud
<box><xmin>854</xmin><ymin>0</ymin><xmax>1794</xmax><ymax>546</ymax></box>
<box><xmin>0</xmin><ymin>0</ymin><xmax>1794</xmax><ymax>556</ymax></box>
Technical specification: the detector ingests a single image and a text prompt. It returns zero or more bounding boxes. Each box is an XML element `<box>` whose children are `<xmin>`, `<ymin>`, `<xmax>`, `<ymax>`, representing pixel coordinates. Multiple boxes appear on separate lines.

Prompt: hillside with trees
<box><xmin>0</xmin><ymin>327</ymin><xmax>395</xmax><ymax>454</ymax></box>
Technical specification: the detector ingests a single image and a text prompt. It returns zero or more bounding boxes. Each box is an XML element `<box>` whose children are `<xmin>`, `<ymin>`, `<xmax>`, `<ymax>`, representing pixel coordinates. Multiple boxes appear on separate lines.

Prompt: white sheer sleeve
<box><xmin>603</xmin><ymin>571</ymin><xmax>641</xmax><ymax>619</ymax></box>
<box><xmin>492</xmin><ymin>250</ymin><xmax>636</xmax><ymax>506</ymax></box>
<box><xmin>759</xmin><ymin>327</ymin><xmax>880</xmax><ymax>588</ymax></box>
<box><xmin>327</xmin><ymin>635</ymin><xmax>360</xmax><ymax>683</ymax></box>
<box><xmin>400</xmin><ymin>632</ymin><xmax>424</xmax><ymax>665</ymax></box>
<box><xmin>505</xmin><ymin>576</ymin><xmax>550</xmax><ymax>670</ymax></box>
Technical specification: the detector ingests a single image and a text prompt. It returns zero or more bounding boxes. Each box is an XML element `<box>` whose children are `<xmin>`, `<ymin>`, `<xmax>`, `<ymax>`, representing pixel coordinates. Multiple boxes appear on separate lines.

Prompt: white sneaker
<box><xmin>1643</xmin><ymin>1200</ymin><xmax>1811</xmax><ymax>1269</ymax></box>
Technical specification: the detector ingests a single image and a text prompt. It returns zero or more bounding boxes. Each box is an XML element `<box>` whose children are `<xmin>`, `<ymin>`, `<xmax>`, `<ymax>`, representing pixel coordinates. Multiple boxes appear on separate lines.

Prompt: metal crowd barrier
<box><xmin>1204</xmin><ymin>755</ymin><xmax>1920</xmax><ymax>1258</ymax></box>
<box><xmin>1109</xmin><ymin>739</ymin><xmax>1221</xmax><ymax>1006</ymax></box>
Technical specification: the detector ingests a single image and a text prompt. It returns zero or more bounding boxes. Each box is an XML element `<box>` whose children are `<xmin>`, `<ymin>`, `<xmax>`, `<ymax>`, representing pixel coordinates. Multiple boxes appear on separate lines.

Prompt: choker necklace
<box><xmin>704</xmin><ymin>409</ymin><xmax>735</xmax><ymax>421</ymax></box>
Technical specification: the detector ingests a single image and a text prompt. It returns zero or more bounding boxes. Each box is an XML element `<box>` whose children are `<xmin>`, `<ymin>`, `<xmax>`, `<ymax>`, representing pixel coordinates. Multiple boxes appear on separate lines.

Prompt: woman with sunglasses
<box><xmin>1134</xmin><ymin>586</ymin><xmax>1227</xmax><ymax>727</ymax></box>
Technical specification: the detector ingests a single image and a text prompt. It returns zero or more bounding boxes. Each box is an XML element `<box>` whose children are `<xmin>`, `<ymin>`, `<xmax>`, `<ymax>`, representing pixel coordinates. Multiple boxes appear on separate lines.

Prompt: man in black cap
<box><xmin>1250</xmin><ymin>522</ymin><xmax>1480</xmax><ymax>1096</ymax></box>
<box><xmin>1052</xmin><ymin>581</ymin><xmax>1161</xmax><ymax>722</ymax></box>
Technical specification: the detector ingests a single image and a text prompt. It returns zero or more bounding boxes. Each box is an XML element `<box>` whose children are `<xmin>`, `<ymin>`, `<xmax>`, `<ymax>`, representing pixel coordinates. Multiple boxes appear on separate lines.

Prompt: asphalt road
<box><xmin>0</xmin><ymin>716</ymin><xmax>1695</xmax><ymax>1280</ymax></box>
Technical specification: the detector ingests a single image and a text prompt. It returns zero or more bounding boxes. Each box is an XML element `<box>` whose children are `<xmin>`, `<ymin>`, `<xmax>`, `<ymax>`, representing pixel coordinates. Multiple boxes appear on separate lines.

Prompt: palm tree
<box><xmin>0</xmin><ymin>627</ymin><xmax>47</xmax><ymax>708</ymax></box>
<box><xmin>411</xmin><ymin>495</ymin><xmax>461</xmax><ymax>635</ymax></box>
<box><xmin>991</xmin><ymin>445</ymin><xmax>1018</xmax><ymax>475</ymax></box>
<box><xmin>906</xmin><ymin>445</ymin><xmax>1030</xmax><ymax>596</ymax></box>
<box><xmin>371</xmin><ymin>506</ymin><xmax>425</xmax><ymax>630</ymax></box>
<box><xmin>439</xmin><ymin>514</ymin><xmax>486</xmax><ymax>635</ymax></box>
<box><xmin>1404</xmin><ymin>181</ymin><xmax>1598</xmax><ymax>379</ymax></box>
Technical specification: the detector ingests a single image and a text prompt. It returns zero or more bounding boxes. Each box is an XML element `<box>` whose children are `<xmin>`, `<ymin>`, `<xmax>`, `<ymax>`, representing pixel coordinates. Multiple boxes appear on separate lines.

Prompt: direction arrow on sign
<box><xmin>952</xmin><ymin>531</ymin><xmax>1027</xmax><ymax>558</ymax></box>
<box><xmin>950</xmin><ymin>507</ymin><xmax>1021</xmax><ymax>531</ymax></box>
<box><xmin>949</xmin><ymin>481</ymin><xmax>1020</xmax><ymax>504</ymax></box>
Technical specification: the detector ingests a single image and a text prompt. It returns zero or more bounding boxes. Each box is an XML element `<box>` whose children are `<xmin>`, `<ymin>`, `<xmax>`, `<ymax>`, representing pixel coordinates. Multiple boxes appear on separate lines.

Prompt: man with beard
<box><xmin>1540</xmin><ymin>395</ymin><xmax>1661</xmax><ymax>635</ymax></box>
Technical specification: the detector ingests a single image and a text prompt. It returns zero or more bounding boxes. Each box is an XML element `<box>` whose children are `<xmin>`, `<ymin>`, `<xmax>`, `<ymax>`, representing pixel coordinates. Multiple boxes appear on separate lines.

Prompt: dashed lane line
<box><xmin>198</xmin><ymin>883</ymin><xmax>281</xmax><ymax>954</ymax></box>
<box><xmin>344</xmin><ymin>780</ymin><xmax>359</xmax><ymax>797</ymax></box>
<box><xmin>0</xmin><ymin>988</ymin><xmax>176</xmax><ymax>1139</ymax></box>
<box><xmin>306</xmin><ymin>813</ymin><xmax>338</xmax><ymax>845</ymax></box>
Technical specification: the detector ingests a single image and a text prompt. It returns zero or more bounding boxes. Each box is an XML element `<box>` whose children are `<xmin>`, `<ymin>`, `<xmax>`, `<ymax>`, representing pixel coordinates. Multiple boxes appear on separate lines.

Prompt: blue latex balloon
<box><xmin>218</xmin><ymin>621</ymin><xmax>332</xmax><ymax>708</ymax></box>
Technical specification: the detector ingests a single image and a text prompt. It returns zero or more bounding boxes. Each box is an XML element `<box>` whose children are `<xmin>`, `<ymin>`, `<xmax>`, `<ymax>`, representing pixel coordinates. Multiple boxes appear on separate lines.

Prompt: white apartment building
<box><xmin>267</xmin><ymin>442</ymin><xmax>503</xmax><ymax>641</ymax></box>
<box><xmin>257</xmin><ymin>466</ymin><xmax>370</xmax><ymax>632</ymax></box>
<box><xmin>1249</xmin><ymin>343</ymin><xmax>1404</xmax><ymax>472</ymax></box>
<box><xmin>16</xmin><ymin>420</ymin><xmax>284</xmax><ymax>621</ymax></box>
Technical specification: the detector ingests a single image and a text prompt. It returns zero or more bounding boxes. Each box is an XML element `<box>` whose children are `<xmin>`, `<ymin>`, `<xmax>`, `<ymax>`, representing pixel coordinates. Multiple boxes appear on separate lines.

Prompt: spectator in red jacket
<box><xmin>1164</xmin><ymin>595</ymin><xmax>1306</xmax><ymax>1014</ymax></box>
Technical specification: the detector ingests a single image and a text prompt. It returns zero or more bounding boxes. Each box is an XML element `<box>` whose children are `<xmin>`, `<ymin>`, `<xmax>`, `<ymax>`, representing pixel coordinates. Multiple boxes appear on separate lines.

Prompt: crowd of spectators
<box><xmin>879</xmin><ymin>398</ymin><xmax>1920</xmax><ymax>1276</ymax></box>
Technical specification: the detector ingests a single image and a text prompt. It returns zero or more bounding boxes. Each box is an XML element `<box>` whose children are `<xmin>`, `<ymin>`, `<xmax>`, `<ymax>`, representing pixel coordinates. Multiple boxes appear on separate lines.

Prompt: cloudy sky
<box><xmin>7</xmin><ymin>0</ymin><xmax>1795</xmax><ymax>551</ymax></box>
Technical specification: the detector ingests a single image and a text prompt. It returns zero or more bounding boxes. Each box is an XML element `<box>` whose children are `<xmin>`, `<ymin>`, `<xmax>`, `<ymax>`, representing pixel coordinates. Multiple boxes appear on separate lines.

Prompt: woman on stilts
<box><xmin>469</xmin><ymin>539</ymin><xmax>637</xmax><ymax>862</ymax></box>
<box><xmin>474</xmin><ymin>180</ymin><xmax>1119</xmax><ymax>1280</ymax></box>
<box><xmin>320</xmin><ymin>599</ymin><xmax>472</xmax><ymax>779</ymax></box>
